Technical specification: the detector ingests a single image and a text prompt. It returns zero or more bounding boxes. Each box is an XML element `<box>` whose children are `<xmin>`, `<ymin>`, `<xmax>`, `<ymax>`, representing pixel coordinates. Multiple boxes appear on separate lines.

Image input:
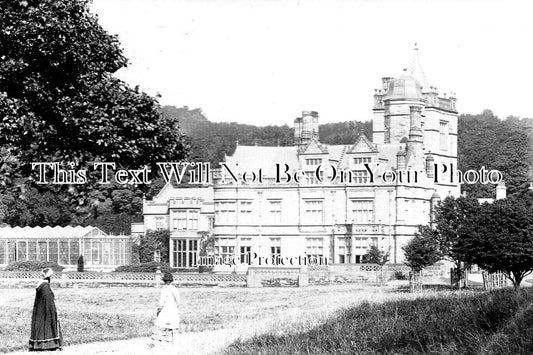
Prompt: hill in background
<box><xmin>164</xmin><ymin>105</ymin><xmax>533</xmax><ymax>197</ymax></box>
<box><xmin>161</xmin><ymin>105</ymin><xmax>372</xmax><ymax>164</ymax></box>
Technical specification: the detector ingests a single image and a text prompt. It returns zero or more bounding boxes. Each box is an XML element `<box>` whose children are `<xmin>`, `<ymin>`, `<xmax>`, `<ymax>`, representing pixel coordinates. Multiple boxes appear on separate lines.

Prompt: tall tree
<box><xmin>456</xmin><ymin>192</ymin><xmax>533</xmax><ymax>288</ymax></box>
<box><xmin>432</xmin><ymin>196</ymin><xmax>480</xmax><ymax>267</ymax></box>
<box><xmin>402</xmin><ymin>226</ymin><xmax>441</xmax><ymax>272</ymax></box>
<box><xmin>0</xmin><ymin>0</ymin><xmax>187</xmax><ymax>184</ymax></box>
<box><xmin>402</xmin><ymin>226</ymin><xmax>441</xmax><ymax>292</ymax></box>
<box><xmin>0</xmin><ymin>0</ymin><xmax>188</xmax><ymax>228</ymax></box>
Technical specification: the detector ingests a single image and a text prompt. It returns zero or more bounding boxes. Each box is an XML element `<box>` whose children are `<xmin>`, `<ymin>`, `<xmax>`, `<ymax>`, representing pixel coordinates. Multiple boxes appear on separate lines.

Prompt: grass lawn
<box><xmin>224</xmin><ymin>287</ymin><xmax>533</xmax><ymax>355</ymax></box>
<box><xmin>0</xmin><ymin>282</ymin><xmax>450</xmax><ymax>353</ymax></box>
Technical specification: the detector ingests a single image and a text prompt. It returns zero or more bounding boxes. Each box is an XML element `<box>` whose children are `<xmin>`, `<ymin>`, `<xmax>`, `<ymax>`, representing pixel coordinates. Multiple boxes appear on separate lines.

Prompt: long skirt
<box><xmin>28</xmin><ymin>321</ymin><xmax>62</xmax><ymax>351</ymax></box>
<box><xmin>29</xmin><ymin>282</ymin><xmax>63</xmax><ymax>351</ymax></box>
<box><xmin>151</xmin><ymin>326</ymin><xmax>177</xmax><ymax>343</ymax></box>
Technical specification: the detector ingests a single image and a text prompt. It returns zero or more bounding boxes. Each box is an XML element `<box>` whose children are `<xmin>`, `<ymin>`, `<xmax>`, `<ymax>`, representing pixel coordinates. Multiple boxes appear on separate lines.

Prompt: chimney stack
<box><xmin>408</xmin><ymin>106</ymin><xmax>423</xmax><ymax>143</ymax></box>
<box><xmin>496</xmin><ymin>181</ymin><xmax>507</xmax><ymax>200</ymax></box>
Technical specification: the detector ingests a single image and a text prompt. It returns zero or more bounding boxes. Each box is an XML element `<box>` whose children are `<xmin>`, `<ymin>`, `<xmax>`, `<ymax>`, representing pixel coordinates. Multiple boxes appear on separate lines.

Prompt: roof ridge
<box><xmin>336</xmin><ymin>145</ymin><xmax>349</xmax><ymax>170</ymax></box>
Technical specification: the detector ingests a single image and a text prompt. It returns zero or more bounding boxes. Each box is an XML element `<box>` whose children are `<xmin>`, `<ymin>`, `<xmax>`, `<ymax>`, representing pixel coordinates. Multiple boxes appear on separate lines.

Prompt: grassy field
<box><xmin>0</xmin><ymin>282</ymin><xmax>447</xmax><ymax>353</ymax></box>
<box><xmin>224</xmin><ymin>287</ymin><xmax>533</xmax><ymax>355</ymax></box>
<box><xmin>4</xmin><ymin>283</ymin><xmax>531</xmax><ymax>354</ymax></box>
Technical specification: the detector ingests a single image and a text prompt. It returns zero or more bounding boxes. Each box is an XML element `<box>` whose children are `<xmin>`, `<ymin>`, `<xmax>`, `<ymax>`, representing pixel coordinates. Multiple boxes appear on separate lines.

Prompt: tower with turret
<box><xmin>372</xmin><ymin>44</ymin><xmax>460</xmax><ymax>198</ymax></box>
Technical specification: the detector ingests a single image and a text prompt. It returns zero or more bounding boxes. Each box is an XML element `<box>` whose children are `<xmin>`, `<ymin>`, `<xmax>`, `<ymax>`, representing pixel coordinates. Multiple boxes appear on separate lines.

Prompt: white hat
<box><xmin>41</xmin><ymin>268</ymin><xmax>54</xmax><ymax>279</ymax></box>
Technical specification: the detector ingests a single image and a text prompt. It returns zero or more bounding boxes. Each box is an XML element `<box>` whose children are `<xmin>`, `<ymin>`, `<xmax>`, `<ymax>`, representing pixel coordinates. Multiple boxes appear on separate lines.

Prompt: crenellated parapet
<box><xmin>423</xmin><ymin>87</ymin><xmax>457</xmax><ymax>112</ymax></box>
<box><xmin>373</xmin><ymin>77</ymin><xmax>394</xmax><ymax>110</ymax></box>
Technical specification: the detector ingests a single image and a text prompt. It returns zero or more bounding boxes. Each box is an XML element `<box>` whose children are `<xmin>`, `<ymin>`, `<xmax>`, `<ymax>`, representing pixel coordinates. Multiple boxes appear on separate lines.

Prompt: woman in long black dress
<box><xmin>29</xmin><ymin>268</ymin><xmax>63</xmax><ymax>351</ymax></box>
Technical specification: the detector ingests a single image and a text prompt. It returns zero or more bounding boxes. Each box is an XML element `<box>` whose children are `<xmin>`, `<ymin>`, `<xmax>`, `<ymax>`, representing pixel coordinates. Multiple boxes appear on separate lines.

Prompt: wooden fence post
<box><xmin>246</xmin><ymin>267</ymin><xmax>262</xmax><ymax>288</ymax></box>
<box><xmin>298</xmin><ymin>265</ymin><xmax>309</xmax><ymax>287</ymax></box>
<box><xmin>378</xmin><ymin>266</ymin><xmax>386</xmax><ymax>286</ymax></box>
<box><xmin>154</xmin><ymin>267</ymin><xmax>162</xmax><ymax>288</ymax></box>
<box><xmin>409</xmin><ymin>270</ymin><xmax>422</xmax><ymax>292</ymax></box>
<box><xmin>60</xmin><ymin>272</ymin><xmax>68</xmax><ymax>288</ymax></box>
<box><xmin>450</xmin><ymin>267</ymin><xmax>467</xmax><ymax>289</ymax></box>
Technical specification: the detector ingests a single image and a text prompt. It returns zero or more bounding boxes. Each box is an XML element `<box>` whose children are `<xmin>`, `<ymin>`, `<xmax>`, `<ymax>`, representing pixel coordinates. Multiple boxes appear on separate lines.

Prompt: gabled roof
<box><xmin>347</xmin><ymin>134</ymin><xmax>378</xmax><ymax>154</ymax></box>
<box><xmin>152</xmin><ymin>182</ymin><xmax>213</xmax><ymax>204</ymax></box>
<box><xmin>299</xmin><ymin>138</ymin><xmax>328</xmax><ymax>155</ymax></box>
<box><xmin>323</xmin><ymin>144</ymin><xmax>349</xmax><ymax>162</ymax></box>
<box><xmin>224</xmin><ymin>145</ymin><xmax>300</xmax><ymax>177</ymax></box>
<box><xmin>0</xmin><ymin>226</ymin><xmax>110</xmax><ymax>239</ymax></box>
<box><xmin>223</xmin><ymin>136</ymin><xmax>408</xmax><ymax>179</ymax></box>
<box><xmin>153</xmin><ymin>182</ymin><xmax>175</xmax><ymax>201</ymax></box>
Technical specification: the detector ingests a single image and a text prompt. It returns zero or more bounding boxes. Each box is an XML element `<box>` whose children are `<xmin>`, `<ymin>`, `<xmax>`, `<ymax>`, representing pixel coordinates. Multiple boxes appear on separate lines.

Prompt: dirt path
<box><xmin>7</xmin><ymin>328</ymin><xmax>241</xmax><ymax>355</ymax></box>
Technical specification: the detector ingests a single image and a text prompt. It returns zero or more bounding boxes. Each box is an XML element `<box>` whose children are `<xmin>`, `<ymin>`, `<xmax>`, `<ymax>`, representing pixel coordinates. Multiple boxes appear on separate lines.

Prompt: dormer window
<box><xmin>353</xmin><ymin>157</ymin><xmax>372</xmax><ymax>165</ymax></box>
<box><xmin>305</xmin><ymin>158</ymin><xmax>322</xmax><ymax>165</ymax></box>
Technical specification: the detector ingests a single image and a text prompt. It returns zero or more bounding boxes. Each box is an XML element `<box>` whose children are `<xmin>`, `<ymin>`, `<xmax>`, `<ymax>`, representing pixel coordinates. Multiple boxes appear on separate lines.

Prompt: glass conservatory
<box><xmin>0</xmin><ymin>226</ymin><xmax>132</xmax><ymax>269</ymax></box>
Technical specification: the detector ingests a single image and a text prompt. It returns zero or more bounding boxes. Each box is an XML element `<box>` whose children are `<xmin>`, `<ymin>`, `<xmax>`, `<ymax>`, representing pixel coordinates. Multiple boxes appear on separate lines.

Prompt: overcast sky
<box><xmin>91</xmin><ymin>0</ymin><xmax>533</xmax><ymax>126</ymax></box>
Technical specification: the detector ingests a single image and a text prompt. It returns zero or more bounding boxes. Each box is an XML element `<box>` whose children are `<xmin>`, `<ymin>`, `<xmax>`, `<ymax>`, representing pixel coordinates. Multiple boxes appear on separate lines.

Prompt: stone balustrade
<box><xmin>0</xmin><ymin>262</ymin><xmax>450</xmax><ymax>288</ymax></box>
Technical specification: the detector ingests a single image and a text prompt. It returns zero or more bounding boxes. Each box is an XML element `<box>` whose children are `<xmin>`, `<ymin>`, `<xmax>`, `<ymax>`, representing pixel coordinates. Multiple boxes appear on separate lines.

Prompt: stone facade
<box><xmin>133</xmin><ymin>185</ymin><xmax>214</xmax><ymax>268</ymax></box>
<box><xmin>138</xmin><ymin>48</ymin><xmax>460</xmax><ymax>269</ymax></box>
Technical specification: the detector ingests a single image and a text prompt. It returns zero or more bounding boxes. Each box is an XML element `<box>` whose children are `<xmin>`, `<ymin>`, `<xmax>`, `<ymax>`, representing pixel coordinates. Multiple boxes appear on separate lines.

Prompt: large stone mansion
<box><xmin>133</xmin><ymin>48</ymin><xmax>461</xmax><ymax>269</ymax></box>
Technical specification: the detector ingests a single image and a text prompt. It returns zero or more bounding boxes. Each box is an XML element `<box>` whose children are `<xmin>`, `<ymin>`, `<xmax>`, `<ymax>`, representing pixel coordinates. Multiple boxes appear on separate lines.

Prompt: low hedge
<box><xmin>5</xmin><ymin>261</ymin><xmax>65</xmax><ymax>272</ymax></box>
<box><xmin>114</xmin><ymin>262</ymin><xmax>200</xmax><ymax>273</ymax></box>
<box><xmin>114</xmin><ymin>262</ymin><xmax>173</xmax><ymax>273</ymax></box>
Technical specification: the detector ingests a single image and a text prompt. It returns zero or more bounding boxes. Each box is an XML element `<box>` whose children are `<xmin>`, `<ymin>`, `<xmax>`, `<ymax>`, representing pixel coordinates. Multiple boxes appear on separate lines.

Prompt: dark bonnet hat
<box><xmin>162</xmin><ymin>272</ymin><xmax>174</xmax><ymax>282</ymax></box>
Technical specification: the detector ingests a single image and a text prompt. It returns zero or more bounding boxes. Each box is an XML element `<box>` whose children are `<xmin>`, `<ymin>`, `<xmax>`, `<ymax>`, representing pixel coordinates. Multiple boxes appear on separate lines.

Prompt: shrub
<box><xmin>114</xmin><ymin>262</ymin><xmax>200</xmax><ymax>273</ymax></box>
<box><xmin>5</xmin><ymin>261</ymin><xmax>64</xmax><ymax>272</ymax></box>
<box><xmin>393</xmin><ymin>270</ymin><xmax>407</xmax><ymax>280</ymax></box>
<box><xmin>363</xmin><ymin>245</ymin><xmax>390</xmax><ymax>266</ymax></box>
<box><xmin>114</xmin><ymin>262</ymin><xmax>173</xmax><ymax>273</ymax></box>
<box><xmin>138</xmin><ymin>230</ymin><xmax>170</xmax><ymax>263</ymax></box>
<box><xmin>198</xmin><ymin>265</ymin><xmax>214</xmax><ymax>273</ymax></box>
<box><xmin>77</xmin><ymin>255</ymin><xmax>84</xmax><ymax>272</ymax></box>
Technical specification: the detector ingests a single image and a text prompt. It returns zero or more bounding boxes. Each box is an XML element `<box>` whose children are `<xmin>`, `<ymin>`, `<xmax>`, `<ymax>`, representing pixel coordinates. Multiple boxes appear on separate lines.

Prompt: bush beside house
<box><xmin>77</xmin><ymin>255</ymin><xmax>84</xmax><ymax>272</ymax></box>
<box><xmin>114</xmin><ymin>262</ymin><xmax>199</xmax><ymax>273</ymax></box>
<box><xmin>5</xmin><ymin>261</ymin><xmax>65</xmax><ymax>272</ymax></box>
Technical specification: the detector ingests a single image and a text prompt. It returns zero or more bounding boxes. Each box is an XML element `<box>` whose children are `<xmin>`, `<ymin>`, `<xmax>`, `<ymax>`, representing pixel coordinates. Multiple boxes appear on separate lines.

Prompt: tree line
<box><xmin>170</xmin><ymin>105</ymin><xmax>532</xmax><ymax>196</ymax></box>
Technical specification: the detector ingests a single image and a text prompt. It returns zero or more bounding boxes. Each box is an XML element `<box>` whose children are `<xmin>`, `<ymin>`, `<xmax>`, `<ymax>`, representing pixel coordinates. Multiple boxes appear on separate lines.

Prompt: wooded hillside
<box><xmin>169</xmin><ymin>105</ymin><xmax>532</xmax><ymax>197</ymax></box>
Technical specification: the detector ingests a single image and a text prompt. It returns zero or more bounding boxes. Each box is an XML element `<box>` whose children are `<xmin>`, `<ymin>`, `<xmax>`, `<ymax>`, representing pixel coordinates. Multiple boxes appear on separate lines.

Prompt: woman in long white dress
<box><xmin>151</xmin><ymin>272</ymin><xmax>180</xmax><ymax>345</ymax></box>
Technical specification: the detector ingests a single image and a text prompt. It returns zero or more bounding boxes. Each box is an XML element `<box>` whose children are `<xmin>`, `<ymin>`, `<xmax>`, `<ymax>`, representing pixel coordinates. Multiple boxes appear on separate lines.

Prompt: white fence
<box><xmin>482</xmin><ymin>271</ymin><xmax>510</xmax><ymax>290</ymax></box>
<box><xmin>0</xmin><ymin>271</ymin><xmax>246</xmax><ymax>287</ymax></box>
<box><xmin>0</xmin><ymin>263</ymin><xmax>450</xmax><ymax>288</ymax></box>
